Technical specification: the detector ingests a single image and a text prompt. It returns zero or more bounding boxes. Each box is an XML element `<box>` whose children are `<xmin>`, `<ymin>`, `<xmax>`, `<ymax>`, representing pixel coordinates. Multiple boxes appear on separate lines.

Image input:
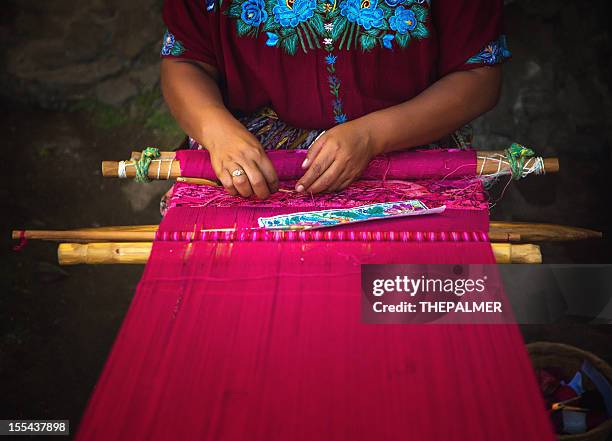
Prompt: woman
<box><xmin>160</xmin><ymin>0</ymin><xmax>509</xmax><ymax>199</ymax></box>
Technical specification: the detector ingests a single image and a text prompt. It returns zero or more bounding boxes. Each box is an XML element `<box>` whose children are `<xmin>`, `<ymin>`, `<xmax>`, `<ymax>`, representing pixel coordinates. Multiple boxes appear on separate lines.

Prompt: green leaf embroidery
<box><xmin>413</xmin><ymin>5</ymin><xmax>428</xmax><ymax>22</ymax></box>
<box><xmin>412</xmin><ymin>22</ymin><xmax>429</xmax><ymax>39</ymax></box>
<box><xmin>171</xmin><ymin>41</ymin><xmax>185</xmax><ymax>56</ymax></box>
<box><xmin>360</xmin><ymin>34</ymin><xmax>376</xmax><ymax>51</ymax></box>
<box><xmin>395</xmin><ymin>32</ymin><xmax>410</xmax><ymax>48</ymax></box>
<box><xmin>265</xmin><ymin>0</ymin><xmax>274</xmax><ymax>16</ymax></box>
<box><xmin>283</xmin><ymin>32</ymin><xmax>298</xmax><ymax>55</ymax></box>
<box><xmin>378</xmin><ymin>3</ymin><xmax>392</xmax><ymax>18</ymax></box>
<box><xmin>309</xmin><ymin>13</ymin><xmax>325</xmax><ymax>36</ymax></box>
<box><xmin>263</xmin><ymin>18</ymin><xmax>280</xmax><ymax>31</ymax></box>
<box><xmin>236</xmin><ymin>20</ymin><xmax>251</xmax><ymax>36</ymax></box>
<box><xmin>228</xmin><ymin>2</ymin><xmax>242</xmax><ymax>16</ymax></box>
<box><xmin>331</xmin><ymin>16</ymin><xmax>347</xmax><ymax>40</ymax></box>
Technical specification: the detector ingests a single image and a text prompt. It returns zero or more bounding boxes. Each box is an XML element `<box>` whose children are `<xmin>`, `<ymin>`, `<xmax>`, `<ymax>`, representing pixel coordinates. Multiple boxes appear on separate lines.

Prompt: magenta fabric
<box><xmin>176</xmin><ymin>148</ymin><xmax>478</xmax><ymax>181</ymax></box>
<box><xmin>162</xmin><ymin>0</ymin><xmax>507</xmax><ymax>129</ymax></box>
<box><xmin>76</xmin><ymin>151</ymin><xmax>554</xmax><ymax>440</ymax></box>
<box><xmin>76</xmin><ymin>204</ymin><xmax>554</xmax><ymax>440</ymax></box>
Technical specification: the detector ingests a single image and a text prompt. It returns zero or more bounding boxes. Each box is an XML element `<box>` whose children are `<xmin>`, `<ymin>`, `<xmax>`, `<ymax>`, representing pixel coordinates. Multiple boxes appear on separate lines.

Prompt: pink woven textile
<box><xmin>176</xmin><ymin>148</ymin><xmax>477</xmax><ymax>181</ymax></box>
<box><xmin>76</xmin><ymin>152</ymin><xmax>555</xmax><ymax>441</ymax></box>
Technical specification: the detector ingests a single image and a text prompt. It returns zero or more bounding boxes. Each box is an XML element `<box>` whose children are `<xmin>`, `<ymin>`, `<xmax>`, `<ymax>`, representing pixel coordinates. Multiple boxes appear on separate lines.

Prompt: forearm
<box><xmin>160</xmin><ymin>58</ymin><xmax>245</xmax><ymax>150</ymax></box>
<box><xmin>360</xmin><ymin>66</ymin><xmax>502</xmax><ymax>154</ymax></box>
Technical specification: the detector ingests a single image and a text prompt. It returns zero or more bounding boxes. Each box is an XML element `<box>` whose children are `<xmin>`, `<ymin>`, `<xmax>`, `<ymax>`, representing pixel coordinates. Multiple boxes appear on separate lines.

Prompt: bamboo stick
<box><xmin>14</xmin><ymin>230</ymin><xmax>157</xmax><ymax>242</ymax></box>
<box><xmin>58</xmin><ymin>242</ymin><xmax>153</xmax><ymax>265</ymax></box>
<box><xmin>13</xmin><ymin>222</ymin><xmax>601</xmax><ymax>243</ymax></box>
<box><xmin>102</xmin><ymin>151</ymin><xmax>559</xmax><ymax>180</ymax></box>
<box><xmin>489</xmin><ymin>221</ymin><xmax>602</xmax><ymax>242</ymax></box>
<box><xmin>57</xmin><ymin>242</ymin><xmax>542</xmax><ymax>265</ymax></box>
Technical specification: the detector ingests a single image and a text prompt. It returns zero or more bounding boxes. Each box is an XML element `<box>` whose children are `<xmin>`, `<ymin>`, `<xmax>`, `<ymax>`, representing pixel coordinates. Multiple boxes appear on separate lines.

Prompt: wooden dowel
<box><xmin>478</xmin><ymin>157</ymin><xmax>559</xmax><ymax>175</ymax></box>
<box><xmin>176</xmin><ymin>176</ymin><xmax>220</xmax><ymax>186</ymax></box>
<box><xmin>102</xmin><ymin>151</ymin><xmax>559</xmax><ymax>179</ymax></box>
<box><xmin>58</xmin><ymin>242</ymin><xmax>153</xmax><ymax>265</ymax></box>
<box><xmin>75</xmin><ymin>225</ymin><xmax>159</xmax><ymax>232</ymax></box>
<box><xmin>489</xmin><ymin>221</ymin><xmax>602</xmax><ymax>242</ymax></box>
<box><xmin>130</xmin><ymin>151</ymin><xmax>176</xmax><ymax>160</ymax></box>
<box><xmin>57</xmin><ymin>242</ymin><xmax>541</xmax><ymax>265</ymax></box>
<box><xmin>14</xmin><ymin>222</ymin><xmax>601</xmax><ymax>243</ymax></box>
<box><xmin>492</xmin><ymin>243</ymin><xmax>542</xmax><ymax>264</ymax></box>
<box><xmin>101</xmin><ymin>159</ymin><xmax>181</xmax><ymax>180</ymax></box>
<box><xmin>13</xmin><ymin>229</ymin><xmax>157</xmax><ymax>242</ymax></box>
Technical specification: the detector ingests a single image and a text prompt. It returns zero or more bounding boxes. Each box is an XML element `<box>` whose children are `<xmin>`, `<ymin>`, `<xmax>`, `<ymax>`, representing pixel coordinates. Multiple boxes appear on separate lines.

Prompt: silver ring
<box><xmin>231</xmin><ymin>168</ymin><xmax>245</xmax><ymax>177</ymax></box>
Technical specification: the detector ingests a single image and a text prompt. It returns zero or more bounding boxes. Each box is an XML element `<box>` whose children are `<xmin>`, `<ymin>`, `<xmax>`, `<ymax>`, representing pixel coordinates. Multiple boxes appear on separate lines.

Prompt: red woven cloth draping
<box><xmin>76</xmin><ymin>155</ymin><xmax>554</xmax><ymax>440</ymax></box>
<box><xmin>176</xmin><ymin>148</ymin><xmax>477</xmax><ymax>181</ymax></box>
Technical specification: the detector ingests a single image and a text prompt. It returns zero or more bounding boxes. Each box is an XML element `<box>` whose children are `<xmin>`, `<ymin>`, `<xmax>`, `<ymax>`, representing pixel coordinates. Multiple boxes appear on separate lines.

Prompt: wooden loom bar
<box><xmin>488</xmin><ymin>221</ymin><xmax>602</xmax><ymax>242</ymax></box>
<box><xmin>13</xmin><ymin>222</ymin><xmax>602</xmax><ymax>243</ymax></box>
<box><xmin>57</xmin><ymin>242</ymin><xmax>542</xmax><ymax>265</ymax></box>
<box><xmin>101</xmin><ymin>151</ymin><xmax>560</xmax><ymax>180</ymax></box>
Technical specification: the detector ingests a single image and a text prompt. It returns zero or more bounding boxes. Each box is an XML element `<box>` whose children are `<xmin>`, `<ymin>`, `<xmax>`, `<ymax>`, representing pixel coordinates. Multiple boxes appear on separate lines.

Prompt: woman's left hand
<box><xmin>296</xmin><ymin>120</ymin><xmax>380</xmax><ymax>194</ymax></box>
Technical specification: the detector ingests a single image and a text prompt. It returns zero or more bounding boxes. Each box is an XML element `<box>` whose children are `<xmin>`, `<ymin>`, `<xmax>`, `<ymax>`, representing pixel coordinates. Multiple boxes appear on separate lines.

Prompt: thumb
<box><xmin>302</xmin><ymin>130</ymin><xmax>326</xmax><ymax>169</ymax></box>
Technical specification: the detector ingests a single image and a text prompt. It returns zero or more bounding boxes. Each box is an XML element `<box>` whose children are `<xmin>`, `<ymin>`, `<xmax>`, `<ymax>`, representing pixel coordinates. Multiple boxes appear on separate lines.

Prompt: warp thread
<box><xmin>153</xmin><ymin>229</ymin><xmax>490</xmax><ymax>243</ymax></box>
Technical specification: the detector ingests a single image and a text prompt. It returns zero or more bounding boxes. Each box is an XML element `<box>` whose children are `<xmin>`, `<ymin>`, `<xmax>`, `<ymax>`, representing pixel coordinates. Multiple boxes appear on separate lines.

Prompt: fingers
<box><xmin>296</xmin><ymin>149</ymin><xmax>334</xmax><ymax>192</ymax></box>
<box><xmin>226</xmin><ymin>162</ymin><xmax>254</xmax><ymax>198</ymax></box>
<box><xmin>241</xmin><ymin>160</ymin><xmax>272</xmax><ymax>199</ymax></box>
<box><xmin>302</xmin><ymin>131</ymin><xmax>326</xmax><ymax>169</ymax></box>
<box><xmin>257</xmin><ymin>154</ymin><xmax>279</xmax><ymax>194</ymax></box>
<box><xmin>307</xmin><ymin>161</ymin><xmax>344</xmax><ymax>194</ymax></box>
<box><xmin>218</xmin><ymin>169</ymin><xmax>238</xmax><ymax>196</ymax></box>
<box><xmin>336</xmin><ymin>177</ymin><xmax>354</xmax><ymax>192</ymax></box>
<box><xmin>327</xmin><ymin>173</ymin><xmax>350</xmax><ymax>193</ymax></box>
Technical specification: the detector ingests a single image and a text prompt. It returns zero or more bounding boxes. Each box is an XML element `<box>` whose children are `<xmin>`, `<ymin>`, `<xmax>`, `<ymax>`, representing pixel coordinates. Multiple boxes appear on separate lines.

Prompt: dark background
<box><xmin>1</xmin><ymin>0</ymin><xmax>611</xmax><ymax>438</ymax></box>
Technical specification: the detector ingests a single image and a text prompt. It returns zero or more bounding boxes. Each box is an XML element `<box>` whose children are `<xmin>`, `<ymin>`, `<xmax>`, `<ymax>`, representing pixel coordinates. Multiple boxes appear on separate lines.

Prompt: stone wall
<box><xmin>475</xmin><ymin>0</ymin><xmax>612</xmax><ymax>158</ymax></box>
<box><xmin>2</xmin><ymin>0</ymin><xmax>164</xmax><ymax>109</ymax></box>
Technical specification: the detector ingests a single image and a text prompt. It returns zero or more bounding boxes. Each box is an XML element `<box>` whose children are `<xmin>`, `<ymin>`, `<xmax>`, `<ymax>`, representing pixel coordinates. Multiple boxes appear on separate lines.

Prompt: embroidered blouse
<box><xmin>161</xmin><ymin>0</ymin><xmax>510</xmax><ymax>129</ymax></box>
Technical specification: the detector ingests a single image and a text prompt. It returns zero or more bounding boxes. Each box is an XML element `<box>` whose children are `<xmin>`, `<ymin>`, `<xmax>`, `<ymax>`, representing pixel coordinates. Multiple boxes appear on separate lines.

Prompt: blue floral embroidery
<box><xmin>222</xmin><ymin>0</ymin><xmax>432</xmax><ymax>125</ymax></box>
<box><xmin>467</xmin><ymin>35</ymin><xmax>511</xmax><ymax>65</ymax></box>
<box><xmin>382</xmin><ymin>33</ymin><xmax>394</xmax><ymax>49</ymax></box>
<box><xmin>206</xmin><ymin>0</ymin><xmax>216</xmax><ymax>11</ymax></box>
<box><xmin>273</xmin><ymin>0</ymin><xmax>317</xmax><ymax>27</ymax></box>
<box><xmin>323</xmin><ymin>27</ymin><xmax>347</xmax><ymax>124</ymax></box>
<box><xmin>266</xmin><ymin>31</ymin><xmax>280</xmax><ymax>46</ymax></box>
<box><xmin>389</xmin><ymin>7</ymin><xmax>417</xmax><ymax>34</ymax></box>
<box><xmin>160</xmin><ymin>30</ymin><xmax>185</xmax><ymax>56</ymax></box>
<box><xmin>242</xmin><ymin>0</ymin><xmax>268</xmax><ymax>26</ymax></box>
<box><xmin>335</xmin><ymin>114</ymin><xmax>348</xmax><ymax>123</ymax></box>
<box><xmin>339</xmin><ymin>0</ymin><xmax>384</xmax><ymax>31</ymax></box>
<box><xmin>226</xmin><ymin>0</ymin><xmax>430</xmax><ymax>54</ymax></box>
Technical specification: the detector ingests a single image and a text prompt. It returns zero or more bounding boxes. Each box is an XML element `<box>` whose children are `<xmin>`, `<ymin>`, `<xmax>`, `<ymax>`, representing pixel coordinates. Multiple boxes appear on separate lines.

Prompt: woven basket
<box><xmin>527</xmin><ymin>342</ymin><xmax>612</xmax><ymax>441</ymax></box>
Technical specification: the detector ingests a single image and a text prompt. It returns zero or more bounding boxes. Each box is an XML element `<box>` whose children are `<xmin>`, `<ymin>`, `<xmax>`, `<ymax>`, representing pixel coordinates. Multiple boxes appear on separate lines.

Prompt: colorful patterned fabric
<box><xmin>256</xmin><ymin>200</ymin><xmax>445</xmax><ymax>229</ymax></box>
<box><xmin>467</xmin><ymin>35</ymin><xmax>511</xmax><ymax>65</ymax></box>
<box><xmin>161</xmin><ymin>0</ymin><xmax>509</xmax><ymax>129</ymax></box>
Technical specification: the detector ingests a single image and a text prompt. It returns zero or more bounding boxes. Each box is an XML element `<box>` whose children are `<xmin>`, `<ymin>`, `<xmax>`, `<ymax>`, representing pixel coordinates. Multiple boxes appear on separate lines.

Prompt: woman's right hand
<box><xmin>160</xmin><ymin>60</ymin><xmax>278</xmax><ymax>199</ymax></box>
<box><xmin>203</xmin><ymin>112</ymin><xmax>279</xmax><ymax>199</ymax></box>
